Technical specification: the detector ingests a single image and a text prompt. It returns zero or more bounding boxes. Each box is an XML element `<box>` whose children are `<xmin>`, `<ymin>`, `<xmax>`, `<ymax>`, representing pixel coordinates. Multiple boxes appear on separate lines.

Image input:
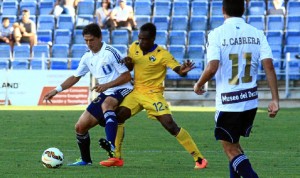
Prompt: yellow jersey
<box><xmin>128</xmin><ymin>41</ymin><xmax>180</xmax><ymax>92</ymax></box>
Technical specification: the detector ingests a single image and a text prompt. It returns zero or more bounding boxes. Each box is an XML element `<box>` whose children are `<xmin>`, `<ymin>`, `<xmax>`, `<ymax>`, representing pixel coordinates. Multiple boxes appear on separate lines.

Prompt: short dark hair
<box><xmin>140</xmin><ymin>23</ymin><xmax>156</xmax><ymax>38</ymax></box>
<box><xmin>223</xmin><ymin>0</ymin><xmax>244</xmax><ymax>17</ymax></box>
<box><xmin>82</xmin><ymin>23</ymin><xmax>102</xmax><ymax>38</ymax></box>
<box><xmin>2</xmin><ymin>17</ymin><xmax>9</xmax><ymax>22</ymax></box>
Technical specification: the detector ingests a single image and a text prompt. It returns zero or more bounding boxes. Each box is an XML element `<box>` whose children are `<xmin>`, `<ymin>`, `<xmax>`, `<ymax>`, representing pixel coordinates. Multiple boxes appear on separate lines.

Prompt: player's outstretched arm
<box><xmin>262</xmin><ymin>58</ymin><xmax>280</xmax><ymax>118</ymax></box>
<box><xmin>43</xmin><ymin>75</ymin><xmax>81</xmax><ymax>103</ymax></box>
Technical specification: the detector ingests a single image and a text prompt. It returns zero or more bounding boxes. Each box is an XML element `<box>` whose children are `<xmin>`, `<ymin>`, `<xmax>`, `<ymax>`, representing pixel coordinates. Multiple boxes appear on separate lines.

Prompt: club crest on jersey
<box><xmin>149</xmin><ymin>56</ymin><xmax>156</xmax><ymax>62</ymax></box>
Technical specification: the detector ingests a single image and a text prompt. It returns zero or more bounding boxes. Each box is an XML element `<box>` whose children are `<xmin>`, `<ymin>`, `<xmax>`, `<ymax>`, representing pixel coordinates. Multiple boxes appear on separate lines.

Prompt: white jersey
<box><xmin>206</xmin><ymin>17</ymin><xmax>273</xmax><ymax>111</ymax></box>
<box><xmin>74</xmin><ymin>42</ymin><xmax>133</xmax><ymax>95</ymax></box>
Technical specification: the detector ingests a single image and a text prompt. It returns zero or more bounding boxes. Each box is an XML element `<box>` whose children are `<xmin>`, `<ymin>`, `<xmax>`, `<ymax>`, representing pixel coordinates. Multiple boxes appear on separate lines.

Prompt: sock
<box><xmin>231</xmin><ymin>154</ymin><xmax>259</xmax><ymax>178</ymax></box>
<box><xmin>175</xmin><ymin>128</ymin><xmax>204</xmax><ymax>161</ymax></box>
<box><xmin>104</xmin><ymin>110</ymin><xmax>117</xmax><ymax>148</ymax></box>
<box><xmin>229</xmin><ymin>162</ymin><xmax>241</xmax><ymax>178</ymax></box>
<box><xmin>115</xmin><ymin>124</ymin><xmax>125</xmax><ymax>158</ymax></box>
<box><xmin>76</xmin><ymin>132</ymin><xmax>92</xmax><ymax>163</ymax></box>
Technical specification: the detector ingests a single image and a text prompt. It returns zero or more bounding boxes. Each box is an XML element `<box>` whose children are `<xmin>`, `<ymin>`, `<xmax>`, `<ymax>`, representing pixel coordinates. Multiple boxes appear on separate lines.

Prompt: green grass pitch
<box><xmin>0</xmin><ymin>107</ymin><xmax>299</xmax><ymax>178</ymax></box>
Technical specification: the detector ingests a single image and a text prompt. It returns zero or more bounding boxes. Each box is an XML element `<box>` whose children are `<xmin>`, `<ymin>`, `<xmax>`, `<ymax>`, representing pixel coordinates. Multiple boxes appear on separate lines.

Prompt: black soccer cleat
<box><xmin>99</xmin><ymin>138</ymin><xmax>115</xmax><ymax>158</ymax></box>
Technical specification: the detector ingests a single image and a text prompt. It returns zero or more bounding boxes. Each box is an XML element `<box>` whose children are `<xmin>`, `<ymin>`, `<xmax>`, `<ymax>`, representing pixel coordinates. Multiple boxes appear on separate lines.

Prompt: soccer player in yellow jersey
<box><xmin>99</xmin><ymin>22</ymin><xmax>208</xmax><ymax>169</ymax></box>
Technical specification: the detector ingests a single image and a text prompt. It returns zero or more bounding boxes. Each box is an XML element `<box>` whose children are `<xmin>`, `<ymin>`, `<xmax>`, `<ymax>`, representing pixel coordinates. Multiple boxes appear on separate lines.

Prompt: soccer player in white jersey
<box><xmin>194</xmin><ymin>0</ymin><xmax>279</xmax><ymax>177</ymax></box>
<box><xmin>43</xmin><ymin>23</ymin><xmax>133</xmax><ymax>166</ymax></box>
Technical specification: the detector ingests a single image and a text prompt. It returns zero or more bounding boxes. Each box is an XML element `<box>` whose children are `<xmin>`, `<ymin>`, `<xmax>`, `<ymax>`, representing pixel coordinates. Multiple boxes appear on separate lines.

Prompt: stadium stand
<box><xmin>153</xmin><ymin>1</ymin><xmax>171</xmax><ymax>16</ymax></box>
<box><xmin>11</xmin><ymin>45</ymin><xmax>31</xmax><ymax>70</ymax></box>
<box><xmin>172</xmin><ymin>1</ymin><xmax>189</xmax><ymax>16</ymax></box>
<box><xmin>191</xmin><ymin>1</ymin><xmax>208</xmax><ymax>16</ymax></box>
<box><xmin>170</xmin><ymin>16</ymin><xmax>188</xmax><ymax>31</ymax></box>
<box><xmin>169</xmin><ymin>30</ymin><xmax>187</xmax><ymax>46</ymax></box>
<box><xmin>189</xmin><ymin>15</ymin><xmax>208</xmax><ymax>31</ymax></box>
<box><xmin>111</xmin><ymin>30</ymin><xmax>129</xmax><ymax>45</ymax></box>
<box><xmin>31</xmin><ymin>45</ymin><xmax>50</xmax><ymax>70</ymax></box>
<box><xmin>50</xmin><ymin>44</ymin><xmax>69</xmax><ymax>70</ymax></box>
<box><xmin>248</xmin><ymin>0</ymin><xmax>266</xmax><ymax>15</ymax></box>
<box><xmin>0</xmin><ymin>45</ymin><xmax>12</xmax><ymax>70</ymax></box>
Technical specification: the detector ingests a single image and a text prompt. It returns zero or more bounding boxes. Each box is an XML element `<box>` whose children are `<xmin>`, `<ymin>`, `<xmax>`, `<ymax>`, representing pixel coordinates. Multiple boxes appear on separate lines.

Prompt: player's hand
<box><xmin>91</xmin><ymin>83</ymin><xmax>109</xmax><ymax>93</ymax></box>
<box><xmin>43</xmin><ymin>90</ymin><xmax>58</xmax><ymax>104</ymax></box>
<box><xmin>193</xmin><ymin>83</ymin><xmax>206</xmax><ymax>95</ymax></box>
<box><xmin>121</xmin><ymin>57</ymin><xmax>133</xmax><ymax>65</ymax></box>
<box><xmin>268</xmin><ymin>100</ymin><xmax>279</xmax><ymax>118</ymax></box>
<box><xmin>180</xmin><ymin>59</ymin><xmax>195</xmax><ymax>73</ymax></box>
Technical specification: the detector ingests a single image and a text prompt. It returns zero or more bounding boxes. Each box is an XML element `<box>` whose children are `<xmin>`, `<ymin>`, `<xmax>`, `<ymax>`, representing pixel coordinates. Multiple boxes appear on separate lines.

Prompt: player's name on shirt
<box><xmin>222</xmin><ymin>37</ymin><xmax>260</xmax><ymax>46</ymax></box>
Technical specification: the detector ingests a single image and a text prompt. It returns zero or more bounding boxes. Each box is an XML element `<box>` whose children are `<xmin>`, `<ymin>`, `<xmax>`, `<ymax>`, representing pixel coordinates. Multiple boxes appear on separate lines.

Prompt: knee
<box><xmin>116</xmin><ymin>107</ymin><xmax>130</xmax><ymax>123</ymax></box>
<box><xmin>75</xmin><ymin>122</ymin><xmax>87</xmax><ymax>134</ymax></box>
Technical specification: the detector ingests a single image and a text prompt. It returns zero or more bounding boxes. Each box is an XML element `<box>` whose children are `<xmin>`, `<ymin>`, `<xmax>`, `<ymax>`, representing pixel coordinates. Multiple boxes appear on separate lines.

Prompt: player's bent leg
<box><xmin>157</xmin><ymin>115</ymin><xmax>207</xmax><ymax>169</ymax></box>
<box><xmin>68</xmin><ymin>111</ymin><xmax>99</xmax><ymax>166</ymax></box>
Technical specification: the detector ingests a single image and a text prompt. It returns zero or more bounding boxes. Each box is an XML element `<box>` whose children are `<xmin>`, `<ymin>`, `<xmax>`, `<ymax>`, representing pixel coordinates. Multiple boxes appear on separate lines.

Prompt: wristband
<box><xmin>55</xmin><ymin>85</ymin><xmax>63</xmax><ymax>93</ymax></box>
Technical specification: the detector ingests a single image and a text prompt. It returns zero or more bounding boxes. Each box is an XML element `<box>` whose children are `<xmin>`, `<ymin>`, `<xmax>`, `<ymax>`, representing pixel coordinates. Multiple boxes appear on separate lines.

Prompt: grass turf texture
<box><xmin>0</xmin><ymin>107</ymin><xmax>299</xmax><ymax>178</ymax></box>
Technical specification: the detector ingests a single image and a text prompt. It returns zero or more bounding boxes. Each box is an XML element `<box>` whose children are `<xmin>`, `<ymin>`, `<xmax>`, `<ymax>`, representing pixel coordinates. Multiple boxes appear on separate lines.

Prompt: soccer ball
<box><xmin>41</xmin><ymin>147</ymin><xmax>64</xmax><ymax>168</ymax></box>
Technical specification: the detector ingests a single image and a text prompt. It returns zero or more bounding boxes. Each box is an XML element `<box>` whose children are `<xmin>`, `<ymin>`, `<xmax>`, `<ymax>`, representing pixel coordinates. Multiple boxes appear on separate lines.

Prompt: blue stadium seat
<box><xmin>172</xmin><ymin>1</ymin><xmax>189</xmax><ymax>16</ymax></box>
<box><xmin>20</xmin><ymin>1</ymin><xmax>37</xmax><ymax>15</ymax></box>
<box><xmin>54</xmin><ymin>29</ymin><xmax>72</xmax><ymax>45</ymax></box>
<box><xmin>131</xmin><ymin>30</ymin><xmax>139</xmax><ymax>43</ymax></box>
<box><xmin>188</xmin><ymin>30</ymin><xmax>206</xmax><ymax>46</ymax></box>
<box><xmin>286</xmin><ymin>15</ymin><xmax>300</xmax><ymax>31</ymax></box>
<box><xmin>0</xmin><ymin>45</ymin><xmax>12</xmax><ymax>70</ymax></box>
<box><xmin>168</xmin><ymin>45</ymin><xmax>186</xmax><ymax>63</ymax></box>
<box><xmin>70</xmin><ymin>44</ymin><xmax>87</xmax><ymax>70</ymax></box>
<box><xmin>266</xmin><ymin>30</ymin><xmax>283</xmax><ymax>46</ymax></box>
<box><xmin>135</xmin><ymin>15</ymin><xmax>151</xmax><ymax>29</ymax></box>
<box><xmin>269</xmin><ymin>44</ymin><xmax>282</xmax><ymax>61</ymax></box>
<box><xmin>153</xmin><ymin>1</ymin><xmax>171</xmax><ymax>16</ymax></box>
<box><xmin>189</xmin><ymin>15</ymin><xmax>208</xmax><ymax>31</ymax></box>
<box><xmin>169</xmin><ymin>30</ymin><xmax>187</xmax><ymax>46</ymax></box>
<box><xmin>266</xmin><ymin>15</ymin><xmax>284</xmax><ymax>31</ymax></box>
<box><xmin>134</xmin><ymin>1</ymin><xmax>152</xmax><ymax>16</ymax></box>
<box><xmin>209</xmin><ymin>15</ymin><xmax>224</xmax><ymax>30</ymax></box>
<box><xmin>287</xmin><ymin>1</ymin><xmax>300</xmax><ymax>16</ymax></box>
<box><xmin>248</xmin><ymin>1</ymin><xmax>266</xmax><ymax>15</ymax></box>
<box><xmin>282</xmin><ymin>46</ymin><xmax>300</xmax><ymax>80</ymax></box>
<box><xmin>247</xmin><ymin>15</ymin><xmax>265</xmax><ymax>31</ymax></box>
<box><xmin>73</xmin><ymin>29</ymin><xmax>84</xmax><ymax>44</ymax></box>
<box><xmin>57</xmin><ymin>15</ymin><xmax>74</xmax><ymax>31</ymax></box>
<box><xmin>37</xmin><ymin>29</ymin><xmax>53</xmax><ymax>45</ymax></box>
<box><xmin>152</xmin><ymin>16</ymin><xmax>170</xmax><ymax>31</ymax></box>
<box><xmin>285</xmin><ymin>31</ymin><xmax>300</xmax><ymax>46</ymax></box>
<box><xmin>155</xmin><ymin>30</ymin><xmax>168</xmax><ymax>46</ymax></box>
<box><xmin>186</xmin><ymin>45</ymin><xmax>205</xmax><ymax>69</ymax></box>
<box><xmin>31</xmin><ymin>45</ymin><xmax>50</xmax><ymax>70</ymax></box>
<box><xmin>77</xmin><ymin>0</ymin><xmax>95</xmax><ymax>15</ymax></box>
<box><xmin>12</xmin><ymin>45</ymin><xmax>31</xmax><ymax>70</ymax></box>
<box><xmin>37</xmin><ymin>15</ymin><xmax>55</xmax><ymax>30</ymax></box>
<box><xmin>39</xmin><ymin>1</ymin><xmax>55</xmax><ymax>15</ymax></box>
<box><xmin>71</xmin><ymin>44</ymin><xmax>88</xmax><ymax>58</ymax></box>
<box><xmin>170</xmin><ymin>16</ymin><xmax>188</xmax><ymax>31</ymax></box>
<box><xmin>191</xmin><ymin>1</ymin><xmax>208</xmax><ymax>16</ymax></box>
<box><xmin>102</xmin><ymin>29</ymin><xmax>110</xmax><ymax>44</ymax></box>
<box><xmin>210</xmin><ymin>1</ymin><xmax>223</xmax><ymax>16</ymax></box>
<box><xmin>1</xmin><ymin>1</ymin><xmax>18</xmax><ymax>15</ymax></box>
<box><xmin>112</xmin><ymin>44</ymin><xmax>128</xmax><ymax>56</ymax></box>
<box><xmin>51</xmin><ymin>44</ymin><xmax>69</xmax><ymax>70</ymax></box>
<box><xmin>111</xmin><ymin>30</ymin><xmax>129</xmax><ymax>45</ymax></box>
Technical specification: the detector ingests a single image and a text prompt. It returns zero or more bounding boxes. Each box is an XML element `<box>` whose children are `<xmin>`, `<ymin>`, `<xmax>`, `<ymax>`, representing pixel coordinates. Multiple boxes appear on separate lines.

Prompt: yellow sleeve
<box><xmin>161</xmin><ymin>49</ymin><xmax>181</xmax><ymax>70</ymax></box>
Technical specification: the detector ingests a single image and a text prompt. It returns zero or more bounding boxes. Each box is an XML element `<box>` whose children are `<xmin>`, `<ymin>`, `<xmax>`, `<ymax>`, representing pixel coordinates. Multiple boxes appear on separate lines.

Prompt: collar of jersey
<box><xmin>143</xmin><ymin>44</ymin><xmax>158</xmax><ymax>55</ymax></box>
<box><xmin>224</xmin><ymin>17</ymin><xmax>245</xmax><ymax>24</ymax></box>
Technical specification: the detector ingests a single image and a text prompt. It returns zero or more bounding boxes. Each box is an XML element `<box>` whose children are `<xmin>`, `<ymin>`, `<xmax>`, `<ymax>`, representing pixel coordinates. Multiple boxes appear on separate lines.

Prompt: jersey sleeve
<box><xmin>161</xmin><ymin>50</ymin><xmax>180</xmax><ymax>70</ymax></box>
<box><xmin>259</xmin><ymin>31</ymin><xmax>273</xmax><ymax>61</ymax></box>
<box><xmin>73</xmin><ymin>56</ymin><xmax>90</xmax><ymax>77</ymax></box>
<box><xmin>206</xmin><ymin>30</ymin><xmax>221</xmax><ymax>62</ymax></box>
<box><xmin>110</xmin><ymin>48</ymin><xmax>129</xmax><ymax>74</ymax></box>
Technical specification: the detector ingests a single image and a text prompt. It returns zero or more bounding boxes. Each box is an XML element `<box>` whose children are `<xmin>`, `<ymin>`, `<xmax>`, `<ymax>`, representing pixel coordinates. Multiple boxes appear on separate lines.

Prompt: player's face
<box><xmin>84</xmin><ymin>34</ymin><xmax>102</xmax><ymax>53</ymax></box>
<box><xmin>138</xmin><ymin>31</ymin><xmax>155</xmax><ymax>52</ymax></box>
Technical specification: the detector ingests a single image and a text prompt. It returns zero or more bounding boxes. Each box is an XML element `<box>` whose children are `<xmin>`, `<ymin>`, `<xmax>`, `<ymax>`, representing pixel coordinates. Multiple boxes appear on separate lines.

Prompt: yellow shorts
<box><xmin>120</xmin><ymin>89</ymin><xmax>172</xmax><ymax>119</ymax></box>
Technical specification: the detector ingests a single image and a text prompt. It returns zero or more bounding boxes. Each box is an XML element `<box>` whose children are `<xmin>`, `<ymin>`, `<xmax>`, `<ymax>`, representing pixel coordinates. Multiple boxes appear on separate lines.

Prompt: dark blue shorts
<box><xmin>86</xmin><ymin>88</ymin><xmax>132</xmax><ymax>127</ymax></box>
<box><xmin>214</xmin><ymin>108</ymin><xmax>257</xmax><ymax>143</ymax></box>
